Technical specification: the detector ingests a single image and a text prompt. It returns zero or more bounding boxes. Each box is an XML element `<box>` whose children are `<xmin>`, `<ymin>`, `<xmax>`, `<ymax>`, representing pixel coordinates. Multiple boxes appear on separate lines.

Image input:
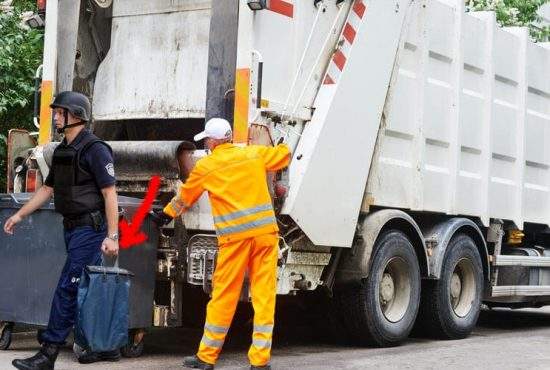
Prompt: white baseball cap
<box><xmin>193</xmin><ymin>118</ymin><xmax>233</xmax><ymax>142</ymax></box>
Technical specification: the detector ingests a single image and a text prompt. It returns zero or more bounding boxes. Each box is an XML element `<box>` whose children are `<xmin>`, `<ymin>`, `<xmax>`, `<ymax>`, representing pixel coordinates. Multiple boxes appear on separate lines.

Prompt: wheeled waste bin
<box><xmin>0</xmin><ymin>193</ymin><xmax>159</xmax><ymax>356</ymax></box>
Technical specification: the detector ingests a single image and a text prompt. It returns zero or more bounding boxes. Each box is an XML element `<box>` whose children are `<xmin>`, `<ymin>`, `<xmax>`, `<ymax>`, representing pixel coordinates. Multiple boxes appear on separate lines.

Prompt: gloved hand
<box><xmin>149</xmin><ymin>209</ymin><xmax>173</xmax><ymax>226</ymax></box>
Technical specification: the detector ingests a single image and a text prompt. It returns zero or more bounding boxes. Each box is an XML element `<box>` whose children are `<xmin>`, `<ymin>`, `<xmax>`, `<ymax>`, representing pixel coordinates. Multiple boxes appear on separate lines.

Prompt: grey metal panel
<box><xmin>0</xmin><ymin>195</ymin><xmax>158</xmax><ymax>328</ymax></box>
<box><xmin>56</xmin><ymin>0</ymin><xmax>81</xmax><ymax>92</ymax></box>
<box><xmin>205</xmin><ymin>0</ymin><xmax>239</xmax><ymax>123</ymax></box>
<box><xmin>92</xmin><ymin>0</ymin><xmax>212</xmax><ymax>120</ymax></box>
<box><xmin>113</xmin><ymin>0</ymin><xmax>210</xmax><ymax>17</ymax></box>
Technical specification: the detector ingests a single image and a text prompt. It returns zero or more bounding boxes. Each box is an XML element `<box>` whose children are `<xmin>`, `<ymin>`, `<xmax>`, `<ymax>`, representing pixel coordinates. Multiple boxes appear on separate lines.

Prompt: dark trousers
<box><xmin>41</xmin><ymin>225</ymin><xmax>106</xmax><ymax>344</ymax></box>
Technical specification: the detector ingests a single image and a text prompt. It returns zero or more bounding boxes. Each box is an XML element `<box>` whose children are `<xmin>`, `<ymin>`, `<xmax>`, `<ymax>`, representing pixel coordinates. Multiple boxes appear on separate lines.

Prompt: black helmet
<box><xmin>50</xmin><ymin>91</ymin><xmax>91</xmax><ymax>122</ymax></box>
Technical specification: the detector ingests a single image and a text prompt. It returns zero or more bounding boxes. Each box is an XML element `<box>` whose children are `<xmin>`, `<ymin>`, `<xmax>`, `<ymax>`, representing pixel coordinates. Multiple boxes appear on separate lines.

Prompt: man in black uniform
<box><xmin>3</xmin><ymin>91</ymin><xmax>120</xmax><ymax>369</ymax></box>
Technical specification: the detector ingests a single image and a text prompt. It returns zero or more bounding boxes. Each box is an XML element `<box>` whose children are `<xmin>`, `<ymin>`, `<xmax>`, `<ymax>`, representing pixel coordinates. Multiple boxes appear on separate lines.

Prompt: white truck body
<box><xmin>92</xmin><ymin>0</ymin><xmax>550</xmax><ymax>249</ymax></box>
<box><xmin>368</xmin><ymin>4</ymin><xmax>550</xmax><ymax>232</ymax></box>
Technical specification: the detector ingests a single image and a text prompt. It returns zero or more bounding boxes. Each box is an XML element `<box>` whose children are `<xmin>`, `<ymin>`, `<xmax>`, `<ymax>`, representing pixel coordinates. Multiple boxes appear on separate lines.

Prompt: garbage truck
<box><xmin>2</xmin><ymin>0</ymin><xmax>550</xmax><ymax>353</ymax></box>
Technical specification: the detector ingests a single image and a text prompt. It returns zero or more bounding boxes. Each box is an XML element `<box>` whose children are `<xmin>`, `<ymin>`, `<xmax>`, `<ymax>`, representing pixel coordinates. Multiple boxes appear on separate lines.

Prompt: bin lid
<box><xmin>0</xmin><ymin>193</ymin><xmax>156</xmax><ymax>210</ymax></box>
<box><xmin>0</xmin><ymin>193</ymin><xmax>55</xmax><ymax>210</ymax></box>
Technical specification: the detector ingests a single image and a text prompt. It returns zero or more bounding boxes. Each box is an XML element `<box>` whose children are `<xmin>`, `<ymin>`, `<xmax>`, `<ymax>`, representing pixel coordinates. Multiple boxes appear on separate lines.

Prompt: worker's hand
<box><xmin>3</xmin><ymin>213</ymin><xmax>23</xmax><ymax>235</ymax></box>
<box><xmin>101</xmin><ymin>237</ymin><xmax>119</xmax><ymax>257</ymax></box>
<box><xmin>149</xmin><ymin>209</ymin><xmax>173</xmax><ymax>227</ymax></box>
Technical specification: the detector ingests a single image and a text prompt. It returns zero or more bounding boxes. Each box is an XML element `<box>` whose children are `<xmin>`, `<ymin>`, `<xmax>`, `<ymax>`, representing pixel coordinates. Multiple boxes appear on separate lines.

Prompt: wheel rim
<box><xmin>378</xmin><ymin>256</ymin><xmax>411</xmax><ymax>323</ymax></box>
<box><xmin>450</xmin><ymin>258</ymin><xmax>476</xmax><ymax>318</ymax></box>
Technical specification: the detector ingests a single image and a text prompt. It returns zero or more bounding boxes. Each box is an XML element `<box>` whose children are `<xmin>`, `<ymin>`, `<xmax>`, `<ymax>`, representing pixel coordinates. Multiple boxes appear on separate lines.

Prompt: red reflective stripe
<box><xmin>353</xmin><ymin>0</ymin><xmax>366</xmax><ymax>18</ymax></box>
<box><xmin>343</xmin><ymin>23</ymin><xmax>356</xmax><ymax>44</ymax></box>
<box><xmin>26</xmin><ymin>169</ymin><xmax>37</xmax><ymax>193</ymax></box>
<box><xmin>323</xmin><ymin>75</ymin><xmax>335</xmax><ymax>85</ymax></box>
<box><xmin>333</xmin><ymin>50</ymin><xmax>346</xmax><ymax>71</ymax></box>
<box><xmin>37</xmin><ymin>0</ymin><xmax>46</xmax><ymax>11</ymax></box>
<box><xmin>268</xmin><ymin>0</ymin><xmax>294</xmax><ymax>18</ymax></box>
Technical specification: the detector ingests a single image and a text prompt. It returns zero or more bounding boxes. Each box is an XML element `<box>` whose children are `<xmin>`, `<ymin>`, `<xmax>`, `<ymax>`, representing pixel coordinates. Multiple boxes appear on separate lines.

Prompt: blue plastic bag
<box><xmin>75</xmin><ymin>258</ymin><xmax>133</xmax><ymax>353</ymax></box>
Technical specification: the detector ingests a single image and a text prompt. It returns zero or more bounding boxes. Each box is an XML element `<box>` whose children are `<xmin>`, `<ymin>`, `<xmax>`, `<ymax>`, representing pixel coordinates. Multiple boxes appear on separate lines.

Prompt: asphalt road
<box><xmin>2</xmin><ymin>306</ymin><xmax>550</xmax><ymax>370</ymax></box>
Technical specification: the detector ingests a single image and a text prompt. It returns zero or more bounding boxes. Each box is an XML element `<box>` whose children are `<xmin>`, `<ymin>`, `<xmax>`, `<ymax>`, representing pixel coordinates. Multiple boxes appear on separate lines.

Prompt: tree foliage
<box><xmin>0</xmin><ymin>0</ymin><xmax>43</xmax><ymax>190</ymax></box>
<box><xmin>467</xmin><ymin>0</ymin><xmax>550</xmax><ymax>41</ymax></box>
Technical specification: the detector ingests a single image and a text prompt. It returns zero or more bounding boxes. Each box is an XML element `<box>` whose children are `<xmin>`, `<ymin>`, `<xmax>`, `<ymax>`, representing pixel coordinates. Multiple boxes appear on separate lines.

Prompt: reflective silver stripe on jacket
<box><xmin>213</xmin><ymin>203</ymin><xmax>273</xmax><ymax>224</ymax></box>
<box><xmin>201</xmin><ymin>335</ymin><xmax>224</xmax><ymax>348</ymax></box>
<box><xmin>205</xmin><ymin>322</ymin><xmax>229</xmax><ymax>334</ymax></box>
<box><xmin>252</xmin><ymin>338</ymin><xmax>272</xmax><ymax>349</ymax></box>
<box><xmin>216</xmin><ymin>216</ymin><xmax>276</xmax><ymax>236</ymax></box>
<box><xmin>253</xmin><ymin>324</ymin><xmax>274</xmax><ymax>334</ymax></box>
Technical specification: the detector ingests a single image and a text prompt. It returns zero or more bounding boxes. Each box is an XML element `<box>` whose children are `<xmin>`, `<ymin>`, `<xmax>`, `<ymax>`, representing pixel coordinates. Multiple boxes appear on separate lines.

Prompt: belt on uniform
<box><xmin>63</xmin><ymin>211</ymin><xmax>104</xmax><ymax>230</ymax></box>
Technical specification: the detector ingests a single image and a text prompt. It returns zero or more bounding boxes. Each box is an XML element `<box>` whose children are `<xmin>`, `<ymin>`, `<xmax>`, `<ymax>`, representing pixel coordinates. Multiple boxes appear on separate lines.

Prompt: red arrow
<box><xmin>119</xmin><ymin>175</ymin><xmax>161</xmax><ymax>249</ymax></box>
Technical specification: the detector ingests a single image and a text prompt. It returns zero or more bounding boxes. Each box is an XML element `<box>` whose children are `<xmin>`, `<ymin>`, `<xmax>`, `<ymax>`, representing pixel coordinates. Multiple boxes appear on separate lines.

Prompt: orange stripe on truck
<box><xmin>233</xmin><ymin>68</ymin><xmax>250</xmax><ymax>144</ymax></box>
<box><xmin>38</xmin><ymin>80</ymin><xmax>53</xmax><ymax>145</ymax></box>
<box><xmin>268</xmin><ymin>0</ymin><xmax>294</xmax><ymax>18</ymax></box>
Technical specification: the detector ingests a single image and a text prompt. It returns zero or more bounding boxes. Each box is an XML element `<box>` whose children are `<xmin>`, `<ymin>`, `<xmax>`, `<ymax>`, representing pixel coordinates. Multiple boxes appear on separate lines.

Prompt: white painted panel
<box><xmin>493</xmin><ymin>27</ymin><xmax>519</xmax><ymax>82</ymax></box>
<box><xmin>427</xmin><ymin>0</ymin><xmax>454</xmax><ymax>59</ymax></box>
<box><xmin>284</xmin><ymin>0</ymin><xmax>411</xmax><ymax>247</ymax></box>
<box><xmin>367</xmin><ymin>0</ymin><xmax>550</xmax><ymax>229</ymax></box>
<box><xmin>424</xmin><ymin>81</ymin><xmax>452</xmax><ymax>143</ymax></box>
<box><xmin>460</xmin><ymin>90</ymin><xmax>484</xmax><ymax>150</ymax></box>
<box><xmin>462</xmin><ymin>13</ymin><xmax>485</xmax><ymax>69</ymax></box>
<box><xmin>491</xmin><ymin>100</ymin><xmax>518</xmax><ymax>159</ymax></box>
<box><xmin>252</xmin><ymin>1</ymin><xmax>345</xmax><ymax>113</ymax></box>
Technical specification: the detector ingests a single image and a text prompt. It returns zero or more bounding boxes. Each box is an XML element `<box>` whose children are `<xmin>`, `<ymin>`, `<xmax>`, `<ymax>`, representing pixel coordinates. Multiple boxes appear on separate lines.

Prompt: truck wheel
<box><xmin>0</xmin><ymin>322</ymin><xmax>14</xmax><ymax>350</ymax></box>
<box><xmin>337</xmin><ymin>230</ymin><xmax>421</xmax><ymax>347</ymax></box>
<box><xmin>121</xmin><ymin>329</ymin><xmax>145</xmax><ymax>358</ymax></box>
<box><xmin>418</xmin><ymin>233</ymin><xmax>482</xmax><ymax>339</ymax></box>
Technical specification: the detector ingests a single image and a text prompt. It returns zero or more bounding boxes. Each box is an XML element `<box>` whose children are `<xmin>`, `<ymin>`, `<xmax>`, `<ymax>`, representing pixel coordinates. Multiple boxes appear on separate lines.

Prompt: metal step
<box><xmin>491</xmin><ymin>285</ymin><xmax>550</xmax><ymax>297</ymax></box>
<box><xmin>493</xmin><ymin>255</ymin><xmax>550</xmax><ymax>267</ymax></box>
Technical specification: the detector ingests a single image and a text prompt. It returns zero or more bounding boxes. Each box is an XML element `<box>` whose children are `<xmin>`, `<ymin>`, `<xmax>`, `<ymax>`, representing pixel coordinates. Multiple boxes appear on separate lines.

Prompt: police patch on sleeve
<box><xmin>105</xmin><ymin>163</ymin><xmax>115</xmax><ymax>177</ymax></box>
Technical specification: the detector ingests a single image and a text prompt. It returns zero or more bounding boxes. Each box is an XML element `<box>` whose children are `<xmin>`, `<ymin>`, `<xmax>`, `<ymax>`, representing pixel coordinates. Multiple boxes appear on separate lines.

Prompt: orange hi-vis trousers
<box><xmin>197</xmin><ymin>233</ymin><xmax>279</xmax><ymax>366</ymax></box>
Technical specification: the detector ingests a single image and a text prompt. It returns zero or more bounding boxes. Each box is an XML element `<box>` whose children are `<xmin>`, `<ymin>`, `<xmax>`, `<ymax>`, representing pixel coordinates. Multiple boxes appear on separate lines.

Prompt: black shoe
<box><xmin>183</xmin><ymin>355</ymin><xmax>214</xmax><ymax>369</ymax></box>
<box><xmin>77</xmin><ymin>349</ymin><xmax>121</xmax><ymax>364</ymax></box>
<box><xmin>12</xmin><ymin>343</ymin><xmax>59</xmax><ymax>370</ymax></box>
<box><xmin>251</xmin><ymin>365</ymin><xmax>271</xmax><ymax>370</ymax></box>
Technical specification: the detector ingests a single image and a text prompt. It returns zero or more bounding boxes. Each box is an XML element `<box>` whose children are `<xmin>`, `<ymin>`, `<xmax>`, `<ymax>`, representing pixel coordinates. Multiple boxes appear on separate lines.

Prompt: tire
<box><xmin>120</xmin><ymin>329</ymin><xmax>145</xmax><ymax>358</ymax></box>
<box><xmin>0</xmin><ymin>322</ymin><xmax>13</xmax><ymax>350</ymax></box>
<box><xmin>337</xmin><ymin>230</ymin><xmax>421</xmax><ymax>347</ymax></box>
<box><xmin>417</xmin><ymin>233</ymin><xmax>483</xmax><ymax>339</ymax></box>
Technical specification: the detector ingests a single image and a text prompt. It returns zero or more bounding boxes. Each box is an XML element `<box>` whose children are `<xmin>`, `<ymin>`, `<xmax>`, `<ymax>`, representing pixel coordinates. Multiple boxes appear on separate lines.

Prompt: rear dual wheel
<box><xmin>417</xmin><ymin>234</ymin><xmax>482</xmax><ymax>339</ymax></box>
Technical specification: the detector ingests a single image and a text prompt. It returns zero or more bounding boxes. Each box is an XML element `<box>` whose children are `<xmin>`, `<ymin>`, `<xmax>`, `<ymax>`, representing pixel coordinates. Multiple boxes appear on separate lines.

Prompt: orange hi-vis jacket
<box><xmin>164</xmin><ymin>143</ymin><xmax>291</xmax><ymax>243</ymax></box>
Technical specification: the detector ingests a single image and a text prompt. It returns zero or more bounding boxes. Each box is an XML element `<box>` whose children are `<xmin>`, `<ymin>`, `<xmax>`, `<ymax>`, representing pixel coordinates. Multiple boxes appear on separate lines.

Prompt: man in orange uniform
<box><xmin>157</xmin><ymin>118</ymin><xmax>290</xmax><ymax>370</ymax></box>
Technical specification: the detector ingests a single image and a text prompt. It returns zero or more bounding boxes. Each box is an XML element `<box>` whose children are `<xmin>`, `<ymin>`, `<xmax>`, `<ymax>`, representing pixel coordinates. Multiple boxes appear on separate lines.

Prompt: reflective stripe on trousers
<box><xmin>196</xmin><ymin>233</ymin><xmax>279</xmax><ymax>366</ymax></box>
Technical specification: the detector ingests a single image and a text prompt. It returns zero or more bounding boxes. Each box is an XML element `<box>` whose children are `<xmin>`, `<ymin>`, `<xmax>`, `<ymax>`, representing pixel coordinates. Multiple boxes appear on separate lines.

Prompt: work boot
<box><xmin>12</xmin><ymin>343</ymin><xmax>60</xmax><ymax>370</ymax></box>
<box><xmin>183</xmin><ymin>355</ymin><xmax>214</xmax><ymax>369</ymax></box>
<box><xmin>77</xmin><ymin>349</ymin><xmax>121</xmax><ymax>364</ymax></box>
<box><xmin>250</xmin><ymin>365</ymin><xmax>271</xmax><ymax>370</ymax></box>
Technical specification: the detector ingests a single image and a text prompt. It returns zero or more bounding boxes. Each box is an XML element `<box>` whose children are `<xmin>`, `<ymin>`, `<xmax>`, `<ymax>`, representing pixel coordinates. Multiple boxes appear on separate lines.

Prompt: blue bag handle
<box><xmin>100</xmin><ymin>254</ymin><xmax>120</xmax><ymax>277</ymax></box>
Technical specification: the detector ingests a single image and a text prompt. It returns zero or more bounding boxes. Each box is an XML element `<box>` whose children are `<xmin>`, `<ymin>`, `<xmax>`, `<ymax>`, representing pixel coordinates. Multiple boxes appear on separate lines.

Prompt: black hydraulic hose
<box><xmin>256</xmin><ymin>61</ymin><xmax>263</xmax><ymax>109</ymax></box>
<box><xmin>33</xmin><ymin>75</ymin><xmax>41</xmax><ymax>126</ymax></box>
